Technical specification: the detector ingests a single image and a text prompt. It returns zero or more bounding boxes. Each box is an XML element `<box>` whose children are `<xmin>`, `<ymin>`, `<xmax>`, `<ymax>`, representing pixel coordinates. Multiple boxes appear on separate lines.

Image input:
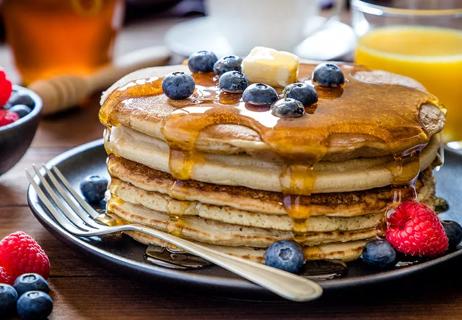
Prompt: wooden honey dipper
<box><xmin>29</xmin><ymin>46</ymin><xmax>171</xmax><ymax>114</ymax></box>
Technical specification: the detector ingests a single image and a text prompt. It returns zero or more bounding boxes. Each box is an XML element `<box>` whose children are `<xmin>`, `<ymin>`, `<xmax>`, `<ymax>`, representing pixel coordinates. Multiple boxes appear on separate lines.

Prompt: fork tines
<box><xmin>26</xmin><ymin>165</ymin><xmax>107</xmax><ymax>235</ymax></box>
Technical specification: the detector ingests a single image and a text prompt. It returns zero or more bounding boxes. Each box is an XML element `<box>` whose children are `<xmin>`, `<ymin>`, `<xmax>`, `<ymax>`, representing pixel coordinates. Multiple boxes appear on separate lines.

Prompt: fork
<box><xmin>26</xmin><ymin>165</ymin><xmax>323</xmax><ymax>302</ymax></box>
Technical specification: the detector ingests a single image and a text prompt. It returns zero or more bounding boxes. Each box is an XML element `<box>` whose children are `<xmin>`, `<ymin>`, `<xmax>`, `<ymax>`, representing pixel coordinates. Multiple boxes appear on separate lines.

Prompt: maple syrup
<box><xmin>101</xmin><ymin>62</ymin><xmax>442</xmax><ymax>241</ymax></box>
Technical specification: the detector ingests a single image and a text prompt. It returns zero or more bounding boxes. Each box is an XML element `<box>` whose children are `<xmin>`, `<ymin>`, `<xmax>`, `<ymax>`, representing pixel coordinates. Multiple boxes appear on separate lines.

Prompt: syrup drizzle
<box><xmin>100</xmin><ymin>63</ymin><xmax>442</xmax><ymax>243</ymax></box>
<box><xmin>99</xmin><ymin>77</ymin><xmax>164</xmax><ymax>126</ymax></box>
<box><xmin>166</xmin><ymin>180</ymin><xmax>190</xmax><ymax>237</ymax></box>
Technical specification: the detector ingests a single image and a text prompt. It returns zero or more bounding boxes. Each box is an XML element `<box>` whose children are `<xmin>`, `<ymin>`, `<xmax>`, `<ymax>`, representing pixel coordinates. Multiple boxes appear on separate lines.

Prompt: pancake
<box><xmin>108</xmin><ymin>199</ymin><xmax>379</xmax><ymax>247</ymax></box>
<box><xmin>127</xmin><ymin>231</ymin><xmax>367</xmax><ymax>262</ymax></box>
<box><xmin>109</xmin><ymin>168</ymin><xmax>435</xmax><ymax>230</ymax></box>
<box><xmin>105</xmin><ymin>126</ymin><xmax>441</xmax><ymax>194</ymax></box>
<box><xmin>99</xmin><ymin>57</ymin><xmax>446</xmax><ymax>264</ymax></box>
<box><xmin>100</xmin><ymin>64</ymin><xmax>445</xmax><ymax>162</ymax></box>
<box><xmin>107</xmin><ymin>156</ymin><xmax>436</xmax><ymax>216</ymax></box>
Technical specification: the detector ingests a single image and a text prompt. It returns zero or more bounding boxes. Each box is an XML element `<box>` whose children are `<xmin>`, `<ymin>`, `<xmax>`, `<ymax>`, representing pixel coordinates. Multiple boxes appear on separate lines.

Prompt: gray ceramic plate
<box><xmin>27</xmin><ymin>140</ymin><xmax>462</xmax><ymax>298</ymax></box>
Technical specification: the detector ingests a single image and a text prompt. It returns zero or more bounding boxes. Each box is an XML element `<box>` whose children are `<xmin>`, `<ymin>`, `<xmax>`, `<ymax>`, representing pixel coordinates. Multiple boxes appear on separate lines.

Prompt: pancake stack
<box><xmin>99</xmin><ymin>61</ymin><xmax>445</xmax><ymax>263</ymax></box>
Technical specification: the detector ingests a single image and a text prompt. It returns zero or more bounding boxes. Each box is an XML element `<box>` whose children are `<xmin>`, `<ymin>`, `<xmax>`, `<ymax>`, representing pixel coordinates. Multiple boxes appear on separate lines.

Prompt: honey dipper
<box><xmin>29</xmin><ymin>46</ymin><xmax>171</xmax><ymax>114</ymax></box>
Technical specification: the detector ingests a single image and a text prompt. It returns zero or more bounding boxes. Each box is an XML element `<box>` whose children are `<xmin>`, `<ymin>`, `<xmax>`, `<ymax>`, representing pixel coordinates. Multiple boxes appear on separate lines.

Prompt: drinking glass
<box><xmin>3</xmin><ymin>0</ymin><xmax>125</xmax><ymax>84</ymax></box>
<box><xmin>352</xmin><ymin>0</ymin><xmax>462</xmax><ymax>146</ymax></box>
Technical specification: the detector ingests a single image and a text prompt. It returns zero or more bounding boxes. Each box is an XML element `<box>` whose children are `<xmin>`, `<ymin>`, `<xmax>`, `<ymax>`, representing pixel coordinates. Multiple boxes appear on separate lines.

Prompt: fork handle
<box><xmin>122</xmin><ymin>225</ymin><xmax>322</xmax><ymax>302</ymax></box>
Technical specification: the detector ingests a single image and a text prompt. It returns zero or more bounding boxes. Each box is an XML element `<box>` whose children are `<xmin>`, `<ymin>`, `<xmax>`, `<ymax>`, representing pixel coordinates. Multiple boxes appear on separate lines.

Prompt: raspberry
<box><xmin>0</xmin><ymin>266</ymin><xmax>14</xmax><ymax>284</ymax></box>
<box><xmin>0</xmin><ymin>232</ymin><xmax>50</xmax><ymax>280</ymax></box>
<box><xmin>0</xmin><ymin>110</ymin><xmax>19</xmax><ymax>126</ymax></box>
<box><xmin>0</xmin><ymin>69</ymin><xmax>12</xmax><ymax>106</ymax></box>
<box><xmin>386</xmin><ymin>201</ymin><xmax>448</xmax><ymax>257</ymax></box>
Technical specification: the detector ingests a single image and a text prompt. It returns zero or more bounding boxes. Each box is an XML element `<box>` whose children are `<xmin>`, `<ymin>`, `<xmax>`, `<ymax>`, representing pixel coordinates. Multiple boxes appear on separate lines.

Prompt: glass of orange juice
<box><xmin>352</xmin><ymin>0</ymin><xmax>462</xmax><ymax>146</ymax></box>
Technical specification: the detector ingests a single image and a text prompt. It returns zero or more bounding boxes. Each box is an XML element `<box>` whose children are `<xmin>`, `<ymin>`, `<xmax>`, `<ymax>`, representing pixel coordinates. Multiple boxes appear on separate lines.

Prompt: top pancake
<box><xmin>100</xmin><ymin>63</ymin><xmax>445</xmax><ymax>162</ymax></box>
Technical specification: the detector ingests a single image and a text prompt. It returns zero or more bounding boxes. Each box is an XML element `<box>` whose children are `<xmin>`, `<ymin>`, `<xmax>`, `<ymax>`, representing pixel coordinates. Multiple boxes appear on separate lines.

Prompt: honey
<box><xmin>280</xmin><ymin>164</ymin><xmax>316</xmax><ymax>236</ymax></box>
<box><xmin>168</xmin><ymin>180</ymin><xmax>189</xmax><ymax>201</ymax></box>
<box><xmin>168</xmin><ymin>149</ymin><xmax>195</xmax><ymax>180</ymax></box>
<box><xmin>96</xmin><ymin>213</ymin><xmax>126</xmax><ymax>227</ymax></box>
<box><xmin>3</xmin><ymin>0</ymin><xmax>124</xmax><ymax>84</ymax></box>
<box><xmin>387</xmin><ymin>153</ymin><xmax>421</xmax><ymax>185</ymax></box>
<box><xmin>99</xmin><ymin>77</ymin><xmax>164</xmax><ymax>127</ymax></box>
<box><xmin>101</xmin><ymin>62</ymin><xmax>442</xmax><ymax>240</ymax></box>
<box><xmin>280</xmin><ymin>164</ymin><xmax>316</xmax><ymax>196</ymax></box>
<box><xmin>163</xmin><ymin>180</ymin><xmax>189</xmax><ymax>238</ymax></box>
<box><xmin>167</xmin><ymin>215</ymin><xmax>187</xmax><ymax>238</ymax></box>
<box><xmin>283</xmin><ymin>194</ymin><xmax>311</xmax><ymax>236</ymax></box>
<box><xmin>102</xmin><ymin>197</ymin><xmax>128</xmax><ymax>226</ymax></box>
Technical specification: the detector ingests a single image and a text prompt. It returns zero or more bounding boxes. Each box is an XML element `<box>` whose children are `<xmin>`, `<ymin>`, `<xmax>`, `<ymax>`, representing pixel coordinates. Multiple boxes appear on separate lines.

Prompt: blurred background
<box><xmin>0</xmin><ymin>0</ymin><xmax>355</xmax><ymax>83</ymax></box>
<box><xmin>0</xmin><ymin>0</ymin><xmax>208</xmax><ymax>83</ymax></box>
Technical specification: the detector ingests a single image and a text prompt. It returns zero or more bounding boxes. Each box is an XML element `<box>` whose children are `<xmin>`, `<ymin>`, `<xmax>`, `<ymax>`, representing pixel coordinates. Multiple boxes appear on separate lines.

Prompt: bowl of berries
<box><xmin>0</xmin><ymin>71</ymin><xmax>42</xmax><ymax>176</ymax></box>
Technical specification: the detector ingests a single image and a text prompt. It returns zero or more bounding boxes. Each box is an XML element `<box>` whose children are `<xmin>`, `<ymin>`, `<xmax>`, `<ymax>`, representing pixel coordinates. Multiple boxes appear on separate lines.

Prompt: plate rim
<box><xmin>27</xmin><ymin>139</ymin><xmax>462</xmax><ymax>294</ymax></box>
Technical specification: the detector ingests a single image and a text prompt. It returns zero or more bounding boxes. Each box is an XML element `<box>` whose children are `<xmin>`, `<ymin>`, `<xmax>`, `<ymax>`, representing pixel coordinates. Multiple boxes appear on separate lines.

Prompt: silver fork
<box><xmin>26</xmin><ymin>165</ymin><xmax>323</xmax><ymax>302</ymax></box>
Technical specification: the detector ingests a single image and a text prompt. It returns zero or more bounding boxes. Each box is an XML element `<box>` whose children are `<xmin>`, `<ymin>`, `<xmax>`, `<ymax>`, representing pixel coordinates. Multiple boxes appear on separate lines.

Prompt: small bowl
<box><xmin>0</xmin><ymin>85</ymin><xmax>42</xmax><ymax>176</ymax></box>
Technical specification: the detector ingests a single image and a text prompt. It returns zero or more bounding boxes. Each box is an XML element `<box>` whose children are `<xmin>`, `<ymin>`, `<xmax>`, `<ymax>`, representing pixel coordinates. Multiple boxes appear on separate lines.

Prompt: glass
<box><xmin>3</xmin><ymin>0</ymin><xmax>125</xmax><ymax>84</ymax></box>
<box><xmin>352</xmin><ymin>0</ymin><xmax>462</xmax><ymax>143</ymax></box>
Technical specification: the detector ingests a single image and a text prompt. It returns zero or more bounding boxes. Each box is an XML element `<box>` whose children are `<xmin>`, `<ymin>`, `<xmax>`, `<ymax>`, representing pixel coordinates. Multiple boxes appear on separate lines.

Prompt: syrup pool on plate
<box><xmin>355</xmin><ymin>26</ymin><xmax>462</xmax><ymax>142</ymax></box>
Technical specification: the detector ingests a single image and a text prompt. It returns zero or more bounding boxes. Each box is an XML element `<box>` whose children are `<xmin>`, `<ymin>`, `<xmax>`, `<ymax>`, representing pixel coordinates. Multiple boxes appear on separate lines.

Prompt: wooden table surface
<box><xmin>1</xmin><ymin>16</ymin><xmax>462</xmax><ymax>320</ymax></box>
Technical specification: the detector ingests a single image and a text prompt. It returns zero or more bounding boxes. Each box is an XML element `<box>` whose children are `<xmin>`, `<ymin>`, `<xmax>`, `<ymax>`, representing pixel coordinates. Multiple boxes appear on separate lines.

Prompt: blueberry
<box><xmin>80</xmin><ymin>175</ymin><xmax>108</xmax><ymax>204</ymax></box>
<box><xmin>188</xmin><ymin>50</ymin><xmax>218</xmax><ymax>73</ymax></box>
<box><xmin>271</xmin><ymin>98</ymin><xmax>305</xmax><ymax>118</ymax></box>
<box><xmin>0</xmin><ymin>284</ymin><xmax>18</xmax><ymax>315</ymax></box>
<box><xmin>14</xmin><ymin>274</ymin><xmax>50</xmax><ymax>296</ymax></box>
<box><xmin>361</xmin><ymin>239</ymin><xmax>396</xmax><ymax>269</ymax></box>
<box><xmin>9</xmin><ymin>104</ymin><xmax>32</xmax><ymax>118</ymax></box>
<box><xmin>442</xmin><ymin>220</ymin><xmax>462</xmax><ymax>249</ymax></box>
<box><xmin>312</xmin><ymin>63</ymin><xmax>345</xmax><ymax>87</ymax></box>
<box><xmin>8</xmin><ymin>93</ymin><xmax>36</xmax><ymax>109</ymax></box>
<box><xmin>213</xmin><ymin>55</ymin><xmax>242</xmax><ymax>76</ymax></box>
<box><xmin>264</xmin><ymin>240</ymin><xmax>304</xmax><ymax>273</ymax></box>
<box><xmin>162</xmin><ymin>72</ymin><xmax>195</xmax><ymax>100</ymax></box>
<box><xmin>218</xmin><ymin>71</ymin><xmax>249</xmax><ymax>93</ymax></box>
<box><xmin>98</xmin><ymin>198</ymin><xmax>107</xmax><ymax>209</ymax></box>
<box><xmin>242</xmin><ymin>83</ymin><xmax>278</xmax><ymax>105</ymax></box>
<box><xmin>283</xmin><ymin>82</ymin><xmax>318</xmax><ymax>106</ymax></box>
<box><xmin>17</xmin><ymin>291</ymin><xmax>53</xmax><ymax>320</ymax></box>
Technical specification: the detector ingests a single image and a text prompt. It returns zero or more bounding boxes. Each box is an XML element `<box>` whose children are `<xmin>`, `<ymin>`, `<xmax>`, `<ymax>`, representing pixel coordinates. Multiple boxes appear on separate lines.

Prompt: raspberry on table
<box><xmin>0</xmin><ymin>232</ymin><xmax>50</xmax><ymax>280</ymax></box>
<box><xmin>386</xmin><ymin>201</ymin><xmax>448</xmax><ymax>257</ymax></box>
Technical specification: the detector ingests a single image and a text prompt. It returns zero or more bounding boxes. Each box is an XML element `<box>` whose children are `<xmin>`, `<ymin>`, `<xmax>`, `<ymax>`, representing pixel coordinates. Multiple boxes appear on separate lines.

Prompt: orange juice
<box><xmin>355</xmin><ymin>26</ymin><xmax>462</xmax><ymax>141</ymax></box>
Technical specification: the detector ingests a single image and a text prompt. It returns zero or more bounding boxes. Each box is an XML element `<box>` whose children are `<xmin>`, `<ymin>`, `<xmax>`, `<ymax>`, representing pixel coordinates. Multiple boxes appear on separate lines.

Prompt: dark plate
<box><xmin>27</xmin><ymin>140</ymin><xmax>462</xmax><ymax>298</ymax></box>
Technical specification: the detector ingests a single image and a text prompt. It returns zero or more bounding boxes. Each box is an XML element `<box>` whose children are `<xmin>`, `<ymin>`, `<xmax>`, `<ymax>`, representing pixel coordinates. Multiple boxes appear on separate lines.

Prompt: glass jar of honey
<box><xmin>3</xmin><ymin>0</ymin><xmax>125</xmax><ymax>84</ymax></box>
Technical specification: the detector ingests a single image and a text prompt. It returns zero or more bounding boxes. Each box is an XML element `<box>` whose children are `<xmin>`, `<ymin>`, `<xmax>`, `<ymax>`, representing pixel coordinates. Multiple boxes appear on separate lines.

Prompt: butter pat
<box><xmin>242</xmin><ymin>47</ymin><xmax>299</xmax><ymax>87</ymax></box>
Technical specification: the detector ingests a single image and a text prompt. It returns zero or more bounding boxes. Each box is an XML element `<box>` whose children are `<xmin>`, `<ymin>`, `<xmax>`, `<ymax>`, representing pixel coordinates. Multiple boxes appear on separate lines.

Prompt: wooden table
<box><xmin>1</xmin><ymin>17</ymin><xmax>462</xmax><ymax>320</ymax></box>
